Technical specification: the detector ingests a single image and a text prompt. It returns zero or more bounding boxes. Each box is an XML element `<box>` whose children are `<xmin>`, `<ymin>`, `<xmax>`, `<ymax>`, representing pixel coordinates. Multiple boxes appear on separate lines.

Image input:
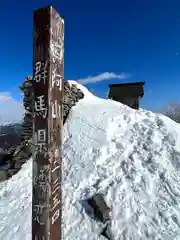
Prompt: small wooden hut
<box><xmin>108</xmin><ymin>81</ymin><xmax>145</xmax><ymax>109</ymax></box>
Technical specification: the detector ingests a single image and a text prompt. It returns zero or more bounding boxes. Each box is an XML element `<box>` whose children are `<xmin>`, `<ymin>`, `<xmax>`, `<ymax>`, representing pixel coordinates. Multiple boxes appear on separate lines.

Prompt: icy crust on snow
<box><xmin>1</xmin><ymin>83</ymin><xmax>180</xmax><ymax>239</ymax></box>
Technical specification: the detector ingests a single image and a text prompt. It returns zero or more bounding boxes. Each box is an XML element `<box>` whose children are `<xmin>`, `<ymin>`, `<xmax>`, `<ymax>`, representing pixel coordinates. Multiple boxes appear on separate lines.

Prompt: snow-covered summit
<box><xmin>68</xmin><ymin>80</ymin><xmax>94</xmax><ymax>98</ymax></box>
<box><xmin>1</xmin><ymin>82</ymin><xmax>180</xmax><ymax>239</ymax></box>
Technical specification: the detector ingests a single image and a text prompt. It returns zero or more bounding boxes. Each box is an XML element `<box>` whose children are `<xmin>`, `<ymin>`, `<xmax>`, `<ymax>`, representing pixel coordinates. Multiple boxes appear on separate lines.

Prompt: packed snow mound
<box><xmin>0</xmin><ymin>159</ymin><xmax>32</xmax><ymax>240</ymax></box>
<box><xmin>68</xmin><ymin>80</ymin><xmax>94</xmax><ymax>98</ymax></box>
<box><xmin>1</xmin><ymin>83</ymin><xmax>180</xmax><ymax>239</ymax></box>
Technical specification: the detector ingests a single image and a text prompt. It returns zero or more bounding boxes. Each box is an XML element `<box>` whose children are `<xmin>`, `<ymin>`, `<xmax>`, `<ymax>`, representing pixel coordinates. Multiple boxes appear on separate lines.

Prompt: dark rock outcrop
<box><xmin>0</xmin><ymin>140</ymin><xmax>32</xmax><ymax>180</ymax></box>
<box><xmin>86</xmin><ymin>193</ymin><xmax>111</xmax><ymax>223</ymax></box>
<box><xmin>0</xmin><ymin>80</ymin><xmax>84</xmax><ymax>181</ymax></box>
<box><xmin>81</xmin><ymin>193</ymin><xmax>114</xmax><ymax>240</ymax></box>
<box><xmin>0</xmin><ymin>133</ymin><xmax>20</xmax><ymax>152</ymax></box>
<box><xmin>0</xmin><ymin>76</ymin><xmax>34</xmax><ymax>181</ymax></box>
<box><xmin>0</xmin><ymin>149</ymin><xmax>16</xmax><ymax>167</ymax></box>
<box><xmin>19</xmin><ymin>76</ymin><xmax>34</xmax><ymax>142</ymax></box>
<box><xmin>63</xmin><ymin>81</ymin><xmax>84</xmax><ymax>123</ymax></box>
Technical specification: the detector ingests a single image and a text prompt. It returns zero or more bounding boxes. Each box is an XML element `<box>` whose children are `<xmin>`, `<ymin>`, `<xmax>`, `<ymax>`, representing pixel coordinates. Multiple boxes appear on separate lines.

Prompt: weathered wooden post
<box><xmin>32</xmin><ymin>5</ymin><xmax>64</xmax><ymax>240</ymax></box>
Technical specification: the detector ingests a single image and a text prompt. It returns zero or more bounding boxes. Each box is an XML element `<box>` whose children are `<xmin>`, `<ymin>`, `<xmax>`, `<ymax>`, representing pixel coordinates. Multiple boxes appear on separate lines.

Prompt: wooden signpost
<box><xmin>32</xmin><ymin>5</ymin><xmax>64</xmax><ymax>240</ymax></box>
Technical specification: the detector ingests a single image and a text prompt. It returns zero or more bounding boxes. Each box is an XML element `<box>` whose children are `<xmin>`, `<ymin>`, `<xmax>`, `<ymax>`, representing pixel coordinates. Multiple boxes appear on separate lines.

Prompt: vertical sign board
<box><xmin>49</xmin><ymin>7</ymin><xmax>64</xmax><ymax>240</ymax></box>
<box><xmin>32</xmin><ymin>5</ymin><xmax>64</xmax><ymax>240</ymax></box>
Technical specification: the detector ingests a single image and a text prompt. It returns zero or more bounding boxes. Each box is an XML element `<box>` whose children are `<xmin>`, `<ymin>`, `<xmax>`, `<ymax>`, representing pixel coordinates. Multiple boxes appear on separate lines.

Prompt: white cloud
<box><xmin>0</xmin><ymin>92</ymin><xmax>24</xmax><ymax>123</ymax></box>
<box><xmin>77</xmin><ymin>72</ymin><xmax>130</xmax><ymax>85</ymax></box>
<box><xmin>0</xmin><ymin>92</ymin><xmax>12</xmax><ymax>102</ymax></box>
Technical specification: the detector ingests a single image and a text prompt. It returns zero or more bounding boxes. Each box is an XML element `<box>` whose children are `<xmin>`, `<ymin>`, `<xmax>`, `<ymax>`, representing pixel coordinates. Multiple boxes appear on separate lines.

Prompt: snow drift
<box><xmin>1</xmin><ymin>82</ymin><xmax>180</xmax><ymax>239</ymax></box>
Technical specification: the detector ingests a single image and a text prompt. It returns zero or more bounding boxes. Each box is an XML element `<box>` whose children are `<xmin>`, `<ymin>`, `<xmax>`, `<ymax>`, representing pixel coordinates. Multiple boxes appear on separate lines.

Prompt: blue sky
<box><xmin>0</xmin><ymin>0</ymin><xmax>180</xmax><ymax>121</ymax></box>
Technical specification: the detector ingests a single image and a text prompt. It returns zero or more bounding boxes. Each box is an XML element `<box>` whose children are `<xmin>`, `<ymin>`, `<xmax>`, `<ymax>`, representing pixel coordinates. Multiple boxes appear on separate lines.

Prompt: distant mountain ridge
<box><xmin>0</xmin><ymin>123</ymin><xmax>22</xmax><ymax>151</ymax></box>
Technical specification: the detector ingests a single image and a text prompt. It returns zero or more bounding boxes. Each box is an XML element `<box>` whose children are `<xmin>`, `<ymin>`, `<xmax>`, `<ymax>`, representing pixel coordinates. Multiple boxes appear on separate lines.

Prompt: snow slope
<box><xmin>1</xmin><ymin>83</ymin><xmax>180</xmax><ymax>239</ymax></box>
